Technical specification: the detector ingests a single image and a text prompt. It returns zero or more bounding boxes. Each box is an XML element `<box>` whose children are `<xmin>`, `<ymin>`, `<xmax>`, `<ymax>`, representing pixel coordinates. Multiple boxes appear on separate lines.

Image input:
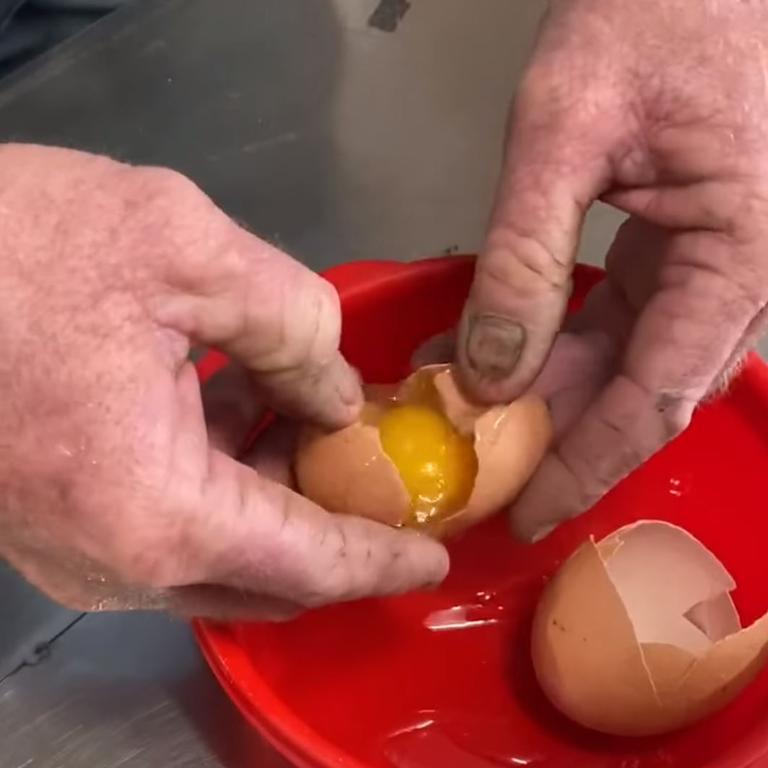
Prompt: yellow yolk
<box><xmin>378</xmin><ymin>404</ymin><xmax>477</xmax><ymax>525</ymax></box>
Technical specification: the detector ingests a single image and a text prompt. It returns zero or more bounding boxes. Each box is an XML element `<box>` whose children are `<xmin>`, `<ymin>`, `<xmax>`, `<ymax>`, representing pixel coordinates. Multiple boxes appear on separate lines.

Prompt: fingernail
<box><xmin>464</xmin><ymin>313</ymin><xmax>526</xmax><ymax>380</ymax></box>
<box><xmin>530</xmin><ymin>522</ymin><xmax>557</xmax><ymax>544</ymax></box>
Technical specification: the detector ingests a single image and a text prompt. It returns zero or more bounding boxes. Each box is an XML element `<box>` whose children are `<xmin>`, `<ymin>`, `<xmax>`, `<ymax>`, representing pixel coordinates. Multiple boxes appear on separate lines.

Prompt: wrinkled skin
<box><xmin>4</xmin><ymin>0</ymin><xmax>767</xmax><ymax>619</ymax></box>
<box><xmin>455</xmin><ymin>0</ymin><xmax>768</xmax><ymax>541</ymax></box>
<box><xmin>0</xmin><ymin>144</ymin><xmax>447</xmax><ymax>619</ymax></box>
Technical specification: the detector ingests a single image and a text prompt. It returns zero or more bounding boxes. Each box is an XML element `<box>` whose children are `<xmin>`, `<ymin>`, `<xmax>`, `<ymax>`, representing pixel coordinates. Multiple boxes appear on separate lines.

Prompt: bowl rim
<box><xmin>192</xmin><ymin>256</ymin><xmax>768</xmax><ymax>768</ymax></box>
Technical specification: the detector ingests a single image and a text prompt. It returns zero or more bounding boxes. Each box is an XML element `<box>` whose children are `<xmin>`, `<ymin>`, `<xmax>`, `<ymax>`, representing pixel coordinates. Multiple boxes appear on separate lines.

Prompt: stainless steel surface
<box><xmin>0</xmin><ymin>562</ymin><xmax>78</xmax><ymax>680</ymax></box>
<box><xmin>1</xmin><ymin>612</ymin><xmax>290</xmax><ymax>767</ymax></box>
<box><xmin>0</xmin><ymin>0</ymin><xmax>623</xmax><ymax>269</ymax></box>
<box><xmin>0</xmin><ymin>0</ymin><xmax>626</xmax><ymax>766</ymax></box>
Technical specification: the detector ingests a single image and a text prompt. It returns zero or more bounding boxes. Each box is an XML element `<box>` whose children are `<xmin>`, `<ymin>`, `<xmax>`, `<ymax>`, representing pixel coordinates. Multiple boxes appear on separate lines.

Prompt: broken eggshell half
<box><xmin>531</xmin><ymin>520</ymin><xmax>768</xmax><ymax>737</ymax></box>
<box><xmin>294</xmin><ymin>364</ymin><xmax>552</xmax><ymax>538</ymax></box>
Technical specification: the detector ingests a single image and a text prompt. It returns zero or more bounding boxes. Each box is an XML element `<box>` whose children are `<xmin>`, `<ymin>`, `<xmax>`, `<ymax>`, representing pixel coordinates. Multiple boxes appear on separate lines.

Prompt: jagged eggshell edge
<box><xmin>428</xmin><ymin>367</ymin><xmax>553</xmax><ymax>537</ymax></box>
<box><xmin>600</xmin><ymin>522</ymin><xmax>768</xmax><ymax>732</ymax></box>
<box><xmin>294</xmin><ymin>403</ymin><xmax>411</xmax><ymax>526</ymax></box>
<box><xmin>532</xmin><ymin>520</ymin><xmax>768</xmax><ymax>736</ymax></box>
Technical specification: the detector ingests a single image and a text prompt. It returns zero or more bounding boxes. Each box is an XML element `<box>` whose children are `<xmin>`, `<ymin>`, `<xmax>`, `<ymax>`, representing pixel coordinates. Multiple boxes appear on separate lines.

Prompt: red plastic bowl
<box><xmin>195</xmin><ymin>256</ymin><xmax>768</xmax><ymax>768</ymax></box>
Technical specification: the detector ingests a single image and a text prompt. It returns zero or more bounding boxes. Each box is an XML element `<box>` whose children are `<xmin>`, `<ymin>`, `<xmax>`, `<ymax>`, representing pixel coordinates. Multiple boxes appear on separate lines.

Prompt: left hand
<box><xmin>452</xmin><ymin>0</ymin><xmax>768</xmax><ymax>541</ymax></box>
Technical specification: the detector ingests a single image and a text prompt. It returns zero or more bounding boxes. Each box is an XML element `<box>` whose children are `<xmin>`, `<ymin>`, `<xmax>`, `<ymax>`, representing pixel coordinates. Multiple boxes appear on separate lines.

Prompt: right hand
<box><xmin>0</xmin><ymin>143</ymin><xmax>448</xmax><ymax>620</ymax></box>
<box><xmin>455</xmin><ymin>0</ymin><xmax>768</xmax><ymax>541</ymax></box>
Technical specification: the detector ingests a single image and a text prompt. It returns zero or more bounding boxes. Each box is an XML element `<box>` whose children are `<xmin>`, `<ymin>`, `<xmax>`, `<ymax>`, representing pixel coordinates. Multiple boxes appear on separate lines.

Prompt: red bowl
<box><xmin>195</xmin><ymin>256</ymin><xmax>768</xmax><ymax>768</ymax></box>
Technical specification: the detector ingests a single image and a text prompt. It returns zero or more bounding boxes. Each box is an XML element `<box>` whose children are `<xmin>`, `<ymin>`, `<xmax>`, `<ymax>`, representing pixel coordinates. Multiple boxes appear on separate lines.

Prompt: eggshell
<box><xmin>294</xmin><ymin>365</ymin><xmax>552</xmax><ymax>537</ymax></box>
<box><xmin>531</xmin><ymin>520</ymin><xmax>768</xmax><ymax>736</ymax></box>
<box><xmin>295</xmin><ymin>403</ymin><xmax>410</xmax><ymax>527</ymax></box>
<box><xmin>429</xmin><ymin>367</ymin><xmax>552</xmax><ymax>537</ymax></box>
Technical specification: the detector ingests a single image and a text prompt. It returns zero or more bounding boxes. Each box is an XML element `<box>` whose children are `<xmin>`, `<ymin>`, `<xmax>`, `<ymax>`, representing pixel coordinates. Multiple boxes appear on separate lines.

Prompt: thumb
<box><xmin>195</xmin><ymin>451</ymin><xmax>450</xmax><ymax>607</ymax></box>
<box><xmin>456</xmin><ymin>80</ymin><xmax>610</xmax><ymax>403</ymax></box>
<box><xmin>155</xmin><ymin>362</ymin><xmax>448</xmax><ymax>613</ymax></box>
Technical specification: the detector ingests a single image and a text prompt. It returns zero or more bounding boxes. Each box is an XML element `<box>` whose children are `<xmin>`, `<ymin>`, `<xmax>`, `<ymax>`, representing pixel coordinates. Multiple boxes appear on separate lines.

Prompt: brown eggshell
<box><xmin>431</xmin><ymin>366</ymin><xmax>487</xmax><ymax>436</ymax></box>
<box><xmin>598</xmin><ymin>522</ymin><xmax>738</xmax><ymax>654</ymax></box>
<box><xmin>664</xmin><ymin>611</ymin><xmax>768</xmax><ymax>724</ymax></box>
<box><xmin>531</xmin><ymin>535</ymin><xmax>661</xmax><ymax>736</ymax></box>
<box><xmin>295</xmin><ymin>365</ymin><xmax>552</xmax><ymax>537</ymax></box>
<box><xmin>294</xmin><ymin>403</ymin><xmax>410</xmax><ymax>527</ymax></box>
<box><xmin>429</xmin><ymin>368</ymin><xmax>553</xmax><ymax>537</ymax></box>
<box><xmin>531</xmin><ymin>520</ymin><xmax>768</xmax><ymax>736</ymax></box>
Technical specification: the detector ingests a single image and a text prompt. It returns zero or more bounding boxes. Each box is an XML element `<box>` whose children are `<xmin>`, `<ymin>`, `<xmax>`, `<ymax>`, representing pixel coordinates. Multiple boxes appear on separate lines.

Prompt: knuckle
<box><xmin>297</xmin><ymin>526</ymin><xmax>355</xmax><ymax>607</ymax></box>
<box><xmin>479</xmin><ymin>234</ymin><xmax>569</xmax><ymax>297</ymax></box>
<box><xmin>552</xmin><ymin>445</ymin><xmax>605</xmax><ymax>513</ymax></box>
<box><xmin>305</xmin><ymin>279</ymin><xmax>343</xmax><ymax>360</ymax></box>
<box><xmin>255</xmin><ymin>272</ymin><xmax>341</xmax><ymax>373</ymax></box>
<box><xmin>654</xmin><ymin>393</ymin><xmax>694</xmax><ymax>439</ymax></box>
<box><xmin>127</xmin><ymin>166</ymin><xmax>220</xmax><ymax>240</ymax></box>
<box><xmin>512</xmin><ymin>62</ymin><xmax>590</xmax><ymax>138</ymax></box>
<box><xmin>513</xmin><ymin>59</ymin><xmax>561</xmax><ymax>114</ymax></box>
<box><xmin>665</xmin><ymin>258</ymin><xmax>764</xmax><ymax>320</ymax></box>
<box><xmin>139</xmin><ymin>166</ymin><xmax>205</xmax><ymax>207</ymax></box>
<box><xmin>318</xmin><ymin>275</ymin><xmax>342</xmax><ymax>319</ymax></box>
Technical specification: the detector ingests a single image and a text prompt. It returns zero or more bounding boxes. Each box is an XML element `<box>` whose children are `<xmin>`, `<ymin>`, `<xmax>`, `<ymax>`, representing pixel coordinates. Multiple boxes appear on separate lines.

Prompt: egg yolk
<box><xmin>378</xmin><ymin>404</ymin><xmax>477</xmax><ymax>525</ymax></box>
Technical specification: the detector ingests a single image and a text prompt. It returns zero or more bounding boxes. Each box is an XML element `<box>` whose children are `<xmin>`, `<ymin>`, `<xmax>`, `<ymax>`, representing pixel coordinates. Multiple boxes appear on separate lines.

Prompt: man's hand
<box><xmin>456</xmin><ymin>0</ymin><xmax>768</xmax><ymax>540</ymax></box>
<box><xmin>0</xmin><ymin>144</ymin><xmax>447</xmax><ymax>619</ymax></box>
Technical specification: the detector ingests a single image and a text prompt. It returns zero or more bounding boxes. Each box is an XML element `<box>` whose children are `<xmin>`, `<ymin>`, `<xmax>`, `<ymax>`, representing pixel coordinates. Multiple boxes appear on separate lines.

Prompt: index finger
<box><xmin>149</xmin><ymin>170</ymin><xmax>361</xmax><ymax>430</ymax></box>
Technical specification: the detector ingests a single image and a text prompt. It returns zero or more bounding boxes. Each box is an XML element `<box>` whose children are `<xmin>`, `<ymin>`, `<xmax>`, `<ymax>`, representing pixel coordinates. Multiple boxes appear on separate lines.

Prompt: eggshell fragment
<box><xmin>296</xmin><ymin>403</ymin><xmax>410</xmax><ymax>527</ymax></box>
<box><xmin>294</xmin><ymin>365</ymin><xmax>552</xmax><ymax>537</ymax></box>
<box><xmin>429</xmin><ymin>368</ymin><xmax>552</xmax><ymax>537</ymax></box>
<box><xmin>531</xmin><ymin>520</ymin><xmax>768</xmax><ymax>736</ymax></box>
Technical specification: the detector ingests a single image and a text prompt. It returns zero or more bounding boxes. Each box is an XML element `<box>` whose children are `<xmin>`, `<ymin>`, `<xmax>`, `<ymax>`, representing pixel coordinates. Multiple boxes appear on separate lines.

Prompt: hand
<box><xmin>0</xmin><ymin>144</ymin><xmax>447</xmax><ymax>620</ymax></box>
<box><xmin>454</xmin><ymin>0</ymin><xmax>768</xmax><ymax>540</ymax></box>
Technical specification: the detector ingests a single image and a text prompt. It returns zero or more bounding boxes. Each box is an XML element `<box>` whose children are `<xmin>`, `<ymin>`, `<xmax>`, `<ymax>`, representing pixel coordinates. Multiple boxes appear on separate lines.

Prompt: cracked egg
<box><xmin>531</xmin><ymin>520</ymin><xmax>768</xmax><ymax>737</ymax></box>
<box><xmin>294</xmin><ymin>365</ymin><xmax>552</xmax><ymax>538</ymax></box>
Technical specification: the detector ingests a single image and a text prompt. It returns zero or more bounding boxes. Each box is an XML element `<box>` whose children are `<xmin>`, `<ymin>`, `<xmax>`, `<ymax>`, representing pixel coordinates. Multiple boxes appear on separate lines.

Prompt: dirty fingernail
<box><xmin>464</xmin><ymin>313</ymin><xmax>526</xmax><ymax>380</ymax></box>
